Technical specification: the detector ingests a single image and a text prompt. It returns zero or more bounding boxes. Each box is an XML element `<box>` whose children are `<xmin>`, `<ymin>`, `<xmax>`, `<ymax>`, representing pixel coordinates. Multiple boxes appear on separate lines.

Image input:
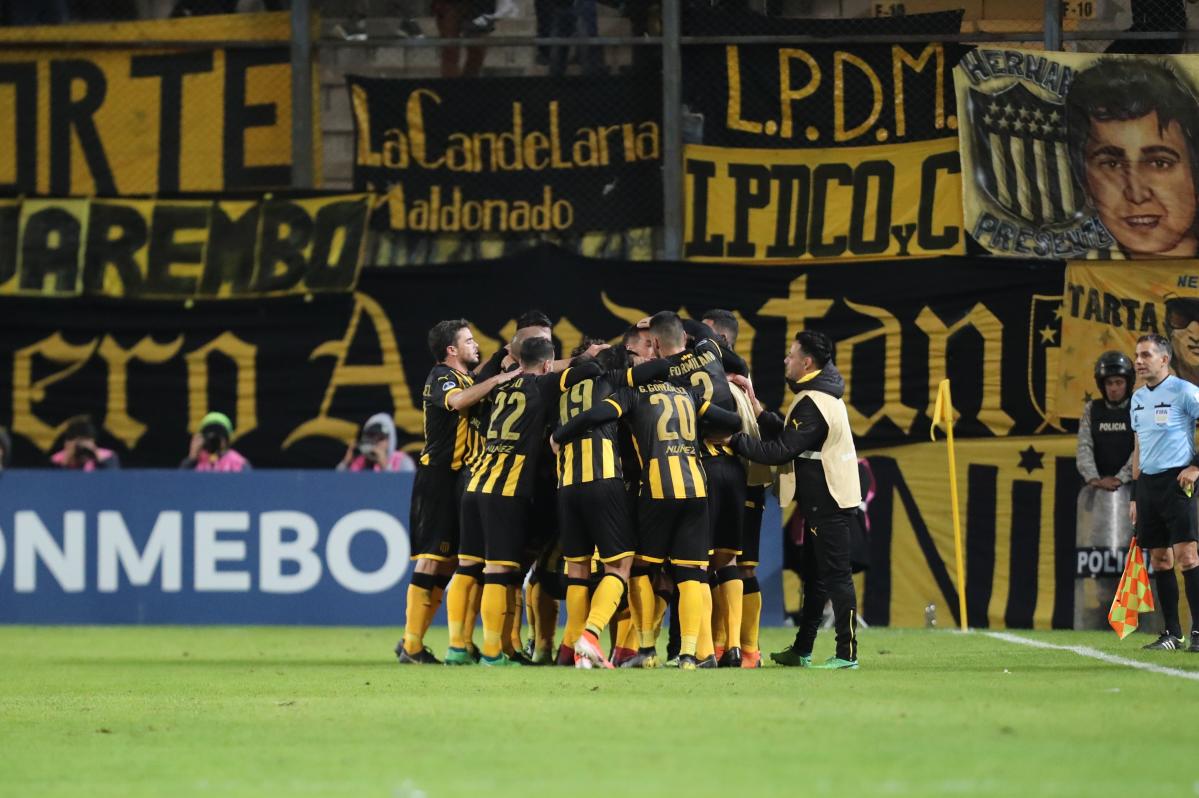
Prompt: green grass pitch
<box><xmin>2</xmin><ymin>625</ymin><xmax>1197</xmax><ymax>797</ymax></box>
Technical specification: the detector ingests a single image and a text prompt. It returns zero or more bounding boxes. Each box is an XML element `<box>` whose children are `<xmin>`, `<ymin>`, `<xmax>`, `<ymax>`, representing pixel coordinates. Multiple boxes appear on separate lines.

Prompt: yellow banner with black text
<box><xmin>683</xmin><ymin>139</ymin><xmax>965</xmax><ymax>262</ymax></box>
<box><xmin>0</xmin><ymin>12</ymin><xmax>314</xmax><ymax>195</ymax></box>
<box><xmin>0</xmin><ymin>195</ymin><xmax>369</xmax><ymax>299</ymax></box>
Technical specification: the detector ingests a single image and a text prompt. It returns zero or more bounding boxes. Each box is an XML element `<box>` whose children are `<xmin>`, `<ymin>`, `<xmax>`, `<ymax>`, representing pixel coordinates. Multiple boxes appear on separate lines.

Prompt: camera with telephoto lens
<box><xmin>201</xmin><ymin>427</ymin><xmax>225</xmax><ymax>454</ymax></box>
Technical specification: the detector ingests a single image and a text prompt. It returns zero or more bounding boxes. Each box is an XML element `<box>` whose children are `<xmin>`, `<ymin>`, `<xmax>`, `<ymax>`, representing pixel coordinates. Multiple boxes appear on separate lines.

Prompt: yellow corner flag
<box><xmin>1108</xmin><ymin>537</ymin><xmax>1155</xmax><ymax>639</ymax></box>
<box><xmin>930</xmin><ymin>379</ymin><xmax>968</xmax><ymax>632</ymax></box>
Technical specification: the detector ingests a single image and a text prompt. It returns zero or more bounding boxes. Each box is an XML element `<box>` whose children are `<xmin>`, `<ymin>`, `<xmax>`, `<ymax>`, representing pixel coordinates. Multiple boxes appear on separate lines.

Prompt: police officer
<box><xmin>1077</xmin><ymin>351</ymin><xmax>1135</xmax><ymax>491</ymax></box>
<box><xmin>1129</xmin><ymin>334</ymin><xmax>1199</xmax><ymax>652</ymax></box>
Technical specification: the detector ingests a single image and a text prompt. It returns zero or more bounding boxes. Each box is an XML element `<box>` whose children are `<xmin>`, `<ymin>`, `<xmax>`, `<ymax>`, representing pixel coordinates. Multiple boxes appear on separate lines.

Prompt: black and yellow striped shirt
<box><xmin>608</xmin><ymin>382</ymin><xmax>709</xmax><ymax>500</ymax></box>
<box><xmin>666</xmin><ymin>339</ymin><xmax>736</xmax><ymax>459</ymax></box>
<box><xmin>556</xmin><ymin>370</ymin><xmax>624</xmax><ymax>488</ymax></box>
<box><xmin>418</xmin><ymin>364</ymin><xmax>480</xmax><ymax>471</ymax></box>
<box><xmin>465</xmin><ymin>372</ymin><xmax>561</xmax><ymax>499</ymax></box>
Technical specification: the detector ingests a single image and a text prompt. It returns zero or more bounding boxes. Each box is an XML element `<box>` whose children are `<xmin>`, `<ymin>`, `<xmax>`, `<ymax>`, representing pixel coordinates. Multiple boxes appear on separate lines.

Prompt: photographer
<box><xmin>181</xmin><ymin>412</ymin><xmax>250</xmax><ymax>472</ymax></box>
<box><xmin>50</xmin><ymin>417</ymin><xmax>120</xmax><ymax>470</ymax></box>
<box><xmin>338</xmin><ymin>414</ymin><xmax>415</xmax><ymax>473</ymax></box>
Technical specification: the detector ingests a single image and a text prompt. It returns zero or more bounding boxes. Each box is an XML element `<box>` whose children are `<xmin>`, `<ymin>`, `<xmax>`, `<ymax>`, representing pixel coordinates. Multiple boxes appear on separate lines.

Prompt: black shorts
<box><xmin>458</xmin><ymin>493</ymin><xmax>533</xmax><ymax>567</ymax></box>
<box><xmin>526</xmin><ymin>478</ymin><xmax>559</xmax><ymax>559</ymax></box>
<box><xmin>458</xmin><ymin>490</ymin><xmax>485</xmax><ymax>563</ymax></box>
<box><xmin>1136</xmin><ymin>468</ymin><xmax>1198</xmax><ymax>550</ymax></box>
<box><xmin>637</xmin><ymin>495</ymin><xmax>709</xmax><ymax>567</ymax></box>
<box><xmin>741</xmin><ymin>484</ymin><xmax>766</xmax><ymax>567</ymax></box>
<box><xmin>410</xmin><ymin>465</ymin><xmax>465</xmax><ymax>561</ymax></box>
<box><xmin>704</xmin><ymin>455</ymin><xmax>747</xmax><ymax>557</ymax></box>
<box><xmin>558</xmin><ymin>479</ymin><xmax>636</xmax><ymax>563</ymax></box>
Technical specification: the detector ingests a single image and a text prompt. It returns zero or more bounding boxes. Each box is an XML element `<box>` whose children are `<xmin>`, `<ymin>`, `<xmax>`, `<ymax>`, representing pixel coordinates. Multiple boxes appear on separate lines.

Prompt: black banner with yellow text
<box><xmin>348</xmin><ymin>75</ymin><xmax>661</xmax><ymax>234</ymax></box>
<box><xmin>0</xmin><ymin>195</ymin><xmax>369</xmax><ymax>299</ymax></box>
<box><xmin>0</xmin><ymin>247</ymin><xmax>1063</xmax><ymax>469</ymax></box>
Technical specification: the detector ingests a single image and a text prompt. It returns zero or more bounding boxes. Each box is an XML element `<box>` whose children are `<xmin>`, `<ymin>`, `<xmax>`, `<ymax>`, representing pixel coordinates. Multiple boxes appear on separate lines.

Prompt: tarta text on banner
<box><xmin>348</xmin><ymin>75</ymin><xmax>662</xmax><ymax>234</ymax></box>
<box><xmin>955</xmin><ymin>49</ymin><xmax>1199</xmax><ymax>260</ymax></box>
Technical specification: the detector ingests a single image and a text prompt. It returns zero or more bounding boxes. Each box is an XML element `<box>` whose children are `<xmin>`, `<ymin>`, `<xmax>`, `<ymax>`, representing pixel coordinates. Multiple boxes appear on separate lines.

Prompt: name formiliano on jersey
<box><xmin>667</xmin><ymin>350</ymin><xmax>716</xmax><ymax>378</ymax></box>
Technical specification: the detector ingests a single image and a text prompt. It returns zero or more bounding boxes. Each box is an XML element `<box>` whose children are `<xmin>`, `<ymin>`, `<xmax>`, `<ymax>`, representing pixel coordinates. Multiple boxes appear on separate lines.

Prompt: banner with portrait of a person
<box><xmin>955</xmin><ymin>50</ymin><xmax>1199</xmax><ymax>260</ymax></box>
<box><xmin>1056</xmin><ymin>262</ymin><xmax>1199</xmax><ymax>419</ymax></box>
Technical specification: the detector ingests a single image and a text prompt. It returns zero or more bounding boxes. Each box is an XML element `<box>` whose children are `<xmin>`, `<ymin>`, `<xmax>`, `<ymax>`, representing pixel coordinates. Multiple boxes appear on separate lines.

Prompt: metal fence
<box><xmin>5</xmin><ymin>0</ymin><xmax>1199</xmax><ymax>259</ymax></box>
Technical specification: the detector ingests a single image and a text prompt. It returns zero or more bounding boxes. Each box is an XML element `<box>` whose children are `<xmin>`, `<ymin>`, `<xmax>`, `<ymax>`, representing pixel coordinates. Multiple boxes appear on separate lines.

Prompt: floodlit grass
<box><xmin>1</xmin><ymin>625</ymin><xmax>1196</xmax><ymax>797</ymax></box>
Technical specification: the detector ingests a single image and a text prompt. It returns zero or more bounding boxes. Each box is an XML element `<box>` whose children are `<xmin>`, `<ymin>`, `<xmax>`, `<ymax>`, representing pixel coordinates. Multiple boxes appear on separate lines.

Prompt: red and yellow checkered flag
<box><xmin>1108</xmin><ymin>537</ymin><xmax>1155</xmax><ymax>639</ymax></box>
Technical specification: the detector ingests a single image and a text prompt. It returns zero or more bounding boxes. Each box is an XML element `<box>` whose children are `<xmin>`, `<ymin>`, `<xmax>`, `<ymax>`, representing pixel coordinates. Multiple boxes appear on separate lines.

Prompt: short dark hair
<box><xmin>519</xmin><ymin>336</ymin><xmax>555</xmax><ymax>368</ymax></box>
<box><xmin>63</xmin><ymin>415</ymin><xmax>97</xmax><ymax>442</ymax></box>
<box><xmin>649</xmin><ymin>311</ymin><xmax>685</xmax><ymax>348</ymax></box>
<box><xmin>1137</xmin><ymin>332</ymin><xmax>1173</xmax><ymax>360</ymax></box>
<box><xmin>571</xmin><ymin>337</ymin><xmax>606</xmax><ymax>358</ymax></box>
<box><xmin>516</xmin><ymin>310</ymin><xmax>552</xmax><ymax>330</ymax></box>
<box><xmin>597</xmin><ymin>345</ymin><xmax>630</xmax><ymax>372</ymax></box>
<box><xmin>621</xmin><ymin>325</ymin><xmax>644</xmax><ymax>347</ymax></box>
<box><xmin>428</xmin><ymin>319</ymin><xmax>470</xmax><ymax>362</ymax></box>
<box><xmin>1067</xmin><ymin>59</ymin><xmax>1199</xmax><ymax>201</ymax></box>
<box><xmin>702</xmin><ymin>309</ymin><xmax>739</xmax><ymax>346</ymax></box>
<box><xmin>796</xmin><ymin>330</ymin><xmax>835</xmax><ymax>367</ymax></box>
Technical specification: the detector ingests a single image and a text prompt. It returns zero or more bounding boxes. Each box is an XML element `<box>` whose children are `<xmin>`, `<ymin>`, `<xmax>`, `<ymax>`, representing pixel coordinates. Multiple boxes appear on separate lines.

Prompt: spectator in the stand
<box><xmin>547</xmin><ymin>0</ymin><xmax>603</xmax><ymax>76</ymax></box>
<box><xmin>1077</xmin><ymin>351</ymin><xmax>1136</xmax><ymax>491</ymax></box>
<box><xmin>0</xmin><ymin>426</ymin><xmax>10</xmax><ymax>470</ymax></box>
<box><xmin>331</xmin><ymin>0</ymin><xmax>424</xmax><ymax>41</ymax></box>
<box><xmin>338</xmin><ymin>413</ymin><xmax>416</xmax><ymax>473</ymax></box>
<box><xmin>51</xmin><ymin>417</ymin><xmax>120</xmax><ymax>471</ymax></box>
<box><xmin>434</xmin><ymin>0</ymin><xmax>487</xmax><ymax>77</ymax></box>
<box><xmin>182</xmin><ymin>412</ymin><xmax>250</xmax><ymax>471</ymax></box>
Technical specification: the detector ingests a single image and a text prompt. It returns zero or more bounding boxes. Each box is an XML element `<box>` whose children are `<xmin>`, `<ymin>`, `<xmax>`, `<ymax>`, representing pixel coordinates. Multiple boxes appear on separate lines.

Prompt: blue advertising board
<box><xmin>0</xmin><ymin>471</ymin><xmax>784</xmax><ymax>627</ymax></box>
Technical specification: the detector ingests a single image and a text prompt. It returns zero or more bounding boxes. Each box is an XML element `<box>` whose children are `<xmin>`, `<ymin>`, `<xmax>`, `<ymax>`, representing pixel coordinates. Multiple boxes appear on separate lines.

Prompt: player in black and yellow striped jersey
<box><xmin>455</xmin><ymin>336</ymin><xmax>572</xmax><ymax>666</ymax></box>
<box><xmin>651</xmin><ymin>311</ymin><xmax>750</xmax><ymax>668</ymax></box>
<box><xmin>554</xmin><ymin>345</ymin><xmax>669</xmax><ymax>668</ymax></box>
<box><xmin>398</xmin><ymin>319</ymin><xmax>518</xmax><ymax>665</ymax></box>
<box><xmin>552</xmin><ymin>371</ymin><xmax>741</xmax><ymax>671</ymax></box>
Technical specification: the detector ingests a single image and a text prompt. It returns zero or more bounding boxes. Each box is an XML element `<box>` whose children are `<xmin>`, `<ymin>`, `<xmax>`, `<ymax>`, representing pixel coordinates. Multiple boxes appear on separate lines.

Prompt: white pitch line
<box><xmin>983</xmin><ymin>631</ymin><xmax>1199</xmax><ymax>682</ymax></box>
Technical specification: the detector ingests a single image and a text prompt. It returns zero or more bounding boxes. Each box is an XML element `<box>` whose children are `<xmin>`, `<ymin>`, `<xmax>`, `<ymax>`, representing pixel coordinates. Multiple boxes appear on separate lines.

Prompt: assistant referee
<box><xmin>1129</xmin><ymin>333</ymin><xmax>1199</xmax><ymax>652</ymax></box>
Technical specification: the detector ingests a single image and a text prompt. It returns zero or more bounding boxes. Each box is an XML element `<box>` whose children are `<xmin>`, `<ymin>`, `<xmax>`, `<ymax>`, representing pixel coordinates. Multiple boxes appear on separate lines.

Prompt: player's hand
<box><xmin>707</xmin><ymin>432</ymin><xmax>734</xmax><ymax>446</ymax></box>
<box><xmin>495</xmin><ymin>369</ymin><xmax>520</xmax><ymax>384</ymax></box>
<box><xmin>1097</xmin><ymin>476</ymin><xmax>1122</xmax><ymax>491</ymax></box>
<box><xmin>636</xmin><ymin>316</ymin><xmax>652</xmax><ymax>329</ymax></box>
<box><xmin>1178</xmin><ymin>466</ymin><xmax>1199</xmax><ymax>494</ymax></box>
<box><xmin>549</xmin><ymin>437</ymin><xmax>561</xmax><ymax>457</ymax></box>
<box><xmin>1129</xmin><ymin>501</ymin><xmax>1137</xmax><ymax>525</ymax></box>
<box><xmin>584</xmin><ymin>342</ymin><xmax>610</xmax><ymax>357</ymax></box>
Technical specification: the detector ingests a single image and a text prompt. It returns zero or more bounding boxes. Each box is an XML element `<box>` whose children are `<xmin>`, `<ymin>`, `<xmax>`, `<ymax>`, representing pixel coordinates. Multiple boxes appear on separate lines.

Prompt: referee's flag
<box><xmin>1108</xmin><ymin>538</ymin><xmax>1154</xmax><ymax>639</ymax></box>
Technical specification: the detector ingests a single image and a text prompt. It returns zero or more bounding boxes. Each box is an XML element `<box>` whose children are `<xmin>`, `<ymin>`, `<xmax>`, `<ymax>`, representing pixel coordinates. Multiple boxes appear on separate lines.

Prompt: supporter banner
<box><xmin>368</xmin><ymin>226</ymin><xmax>655</xmax><ymax>266</ymax></box>
<box><xmin>0</xmin><ymin>12</ymin><xmax>312</xmax><ymax>195</ymax></box>
<box><xmin>1055</xmin><ymin>261</ymin><xmax>1192</xmax><ymax>419</ymax></box>
<box><xmin>955</xmin><ymin>49</ymin><xmax>1199</xmax><ymax>260</ymax></box>
<box><xmin>0</xmin><ymin>247</ymin><xmax>1063</xmax><ymax>470</ymax></box>
<box><xmin>0</xmin><ymin>471</ymin><xmax>787</xmax><ymax>627</ymax></box>
<box><xmin>348</xmin><ymin>75</ymin><xmax>661</xmax><ymax>234</ymax></box>
<box><xmin>683</xmin><ymin>138</ymin><xmax>964</xmax><ymax>261</ymax></box>
<box><xmin>0</xmin><ymin>195</ymin><xmax>369</xmax><ymax>299</ymax></box>
<box><xmin>683</xmin><ymin>39</ymin><xmax>968</xmax><ymax>149</ymax></box>
<box><xmin>863</xmin><ymin>435</ymin><xmax>1081</xmax><ymax>629</ymax></box>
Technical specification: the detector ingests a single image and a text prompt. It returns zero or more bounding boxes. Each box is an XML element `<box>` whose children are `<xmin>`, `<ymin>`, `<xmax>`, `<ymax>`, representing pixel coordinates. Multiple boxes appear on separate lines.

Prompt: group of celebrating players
<box><xmin>396</xmin><ymin>308</ymin><xmax>775</xmax><ymax>670</ymax></box>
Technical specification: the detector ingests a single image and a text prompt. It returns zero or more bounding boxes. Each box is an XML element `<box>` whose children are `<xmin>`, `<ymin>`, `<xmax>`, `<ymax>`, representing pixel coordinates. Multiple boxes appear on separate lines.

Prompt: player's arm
<box><xmin>550</xmin><ymin>342</ymin><xmax>609</xmax><ymax>374</ymax></box>
<box><xmin>474</xmin><ymin>348</ymin><xmax>508</xmax><ymax>380</ymax></box>
<box><xmin>727</xmin><ymin>397</ymin><xmax>828</xmax><ymax>466</ymax></box>
<box><xmin>697</xmin><ymin>399</ymin><xmax>743</xmax><ymax>435</ymax></box>
<box><xmin>446</xmin><ymin>369</ymin><xmax>517</xmax><ymax>411</ymax></box>
<box><xmin>682</xmin><ymin>318</ymin><xmax>748</xmax><ymax>376</ymax></box>
<box><xmin>552</xmin><ymin>390</ymin><xmax>631</xmax><ymax>444</ymax></box>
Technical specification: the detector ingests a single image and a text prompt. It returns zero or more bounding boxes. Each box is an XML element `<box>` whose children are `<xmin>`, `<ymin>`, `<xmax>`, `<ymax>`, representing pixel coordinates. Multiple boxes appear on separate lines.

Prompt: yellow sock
<box><xmin>503</xmin><ymin>584</ymin><xmax>521</xmax><ymax>656</ymax></box>
<box><xmin>421</xmin><ymin>585</ymin><xmax>445</xmax><ymax>637</ymax></box>
<box><xmin>563</xmin><ymin>581</ymin><xmax>590</xmax><ymax>648</ymax></box>
<box><xmin>463</xmin><ymin>580</ymin><xmax>482</xmax><ymax>649</ymax></box>
<box><xmin>629</xmin><ymin>574</ymin><xmax>657</xmax><ymax>648</ymax></box>
<box><xmin>677</xmin><ymin>580</ymin><xmax>704</xmax><ymax>657</ymax></box>
<box><xmin>722</xmin><ymin>579</ymin><xmax>744</xmax><ymax>650</ymax></box>
<box><xmin>446</xmin><ymin>573</ymin><xmax>477</xmax><ymax>649</ymax></box>
<box><xmin>585</xmin><ymin>575</ymin><xmax>626</xmax><ymax>636</ymax></box>
<box><xmin>652</xmin><ymin>593</ymin><xmax>668</xmax><ymax>640</ymax></box>
<box><xmin>402</xmin><ymin>583</ymin><xmax>432</xmax><ymax>654</ymax></box>
<box><xmin>742</xmin><ymin>588</ymin><xmax>762</xmax><ymax>654</ymax></box>
<box><xmin>712</xmin><ymin>583</ymin><xmax>728</xmax><ymax>651</ymax></box>
<box><xmin>611</xmin><ymin>607</ymin><xmax>630</xmax><ymax>651</ymax></box>
<box><xmin>481</xmin><ymin>582</ymin><xmax>507</xmax><ymax>659</ymax></box>
<box><xmin>697</xmin><ymin>582</ymin><xmax>714</xmax><ymax>660</ymax></box>
<box><xmin>526</xmin><ymin>582</ymin><xmax>542</xmax><ymax>646</ymax></box>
